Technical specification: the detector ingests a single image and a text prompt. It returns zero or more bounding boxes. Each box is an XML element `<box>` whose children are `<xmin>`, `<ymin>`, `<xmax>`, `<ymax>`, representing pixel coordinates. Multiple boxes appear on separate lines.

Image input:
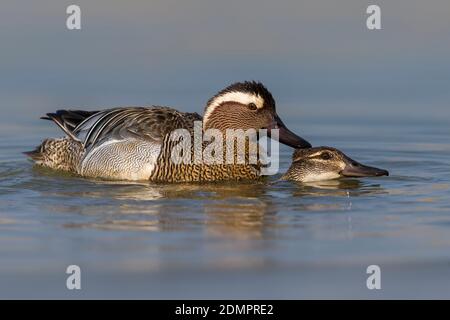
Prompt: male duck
<box><xmin>281</xmin><ymin>147</ymin><xmax>389</xmax><ymax>182</ymax></box>
<box><xmin>26</xmin><ymin>81</ymin><xmax>311</xmax><ymax>182</ymax></box>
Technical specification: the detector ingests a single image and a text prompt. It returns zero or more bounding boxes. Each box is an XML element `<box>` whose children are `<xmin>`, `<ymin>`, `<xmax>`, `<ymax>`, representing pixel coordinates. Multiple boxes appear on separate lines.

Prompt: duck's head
<box><xmin>203</xmin><ymin>81</ymin><xmax>311</xmax><ymax>149</ymax></box>
<box><xmin>282</xmin><ymin>146</ymin><xmax>389</xmax><ymax>182</ymax></box>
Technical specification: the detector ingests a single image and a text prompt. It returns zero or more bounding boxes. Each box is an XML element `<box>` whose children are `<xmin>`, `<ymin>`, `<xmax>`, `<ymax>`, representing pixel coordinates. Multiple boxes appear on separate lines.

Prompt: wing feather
<box><xmin>71</xmin><ymin>107</ymin><xmax>202</xmax><ymax>150</ymax></box>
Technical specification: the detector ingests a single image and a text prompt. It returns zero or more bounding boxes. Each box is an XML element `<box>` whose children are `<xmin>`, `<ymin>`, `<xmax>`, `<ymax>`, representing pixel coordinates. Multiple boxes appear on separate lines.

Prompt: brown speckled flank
<box><xmin>25</xmin><ymin>81</ymin><xmax>311</xmax><ymax>182</ymax></box>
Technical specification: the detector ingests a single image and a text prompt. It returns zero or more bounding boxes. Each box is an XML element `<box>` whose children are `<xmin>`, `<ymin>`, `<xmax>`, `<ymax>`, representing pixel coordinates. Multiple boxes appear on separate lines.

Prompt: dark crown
<box><xmin>206</xmin><ymin>81</ymin><xmax>276</xmax><ymax>109</ymax></box>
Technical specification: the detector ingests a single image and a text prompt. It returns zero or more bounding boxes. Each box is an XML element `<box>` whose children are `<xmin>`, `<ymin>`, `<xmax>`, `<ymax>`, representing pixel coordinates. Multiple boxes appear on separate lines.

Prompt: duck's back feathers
<box><xmin>41</xmin><ymin>107</ymin><xmax>202</xmax><ymax>148</ymax></box>
<box><xmin>71</xmin><ymin>107</ymin><xmax>201</xmax><ymax>149</ymax></box>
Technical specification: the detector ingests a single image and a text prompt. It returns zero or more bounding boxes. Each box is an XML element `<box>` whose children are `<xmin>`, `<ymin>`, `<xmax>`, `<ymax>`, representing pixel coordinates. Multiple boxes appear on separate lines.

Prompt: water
<box><xmin>1</xmin><ymin>113</ymin><xmax>449</xmax><ymax>299</ymax></box>
<box><xmin>1</xmin><ymin>0</ymin><xmax>450</xmax><ymax>299</ymax></box>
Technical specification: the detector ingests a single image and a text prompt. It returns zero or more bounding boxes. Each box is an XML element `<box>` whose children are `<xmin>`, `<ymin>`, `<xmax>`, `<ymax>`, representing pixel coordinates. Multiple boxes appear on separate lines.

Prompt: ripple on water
<box><xmin>1</xmin><ymin>135</ymin><xmax>450</xmax><ymax>300</ymax></box>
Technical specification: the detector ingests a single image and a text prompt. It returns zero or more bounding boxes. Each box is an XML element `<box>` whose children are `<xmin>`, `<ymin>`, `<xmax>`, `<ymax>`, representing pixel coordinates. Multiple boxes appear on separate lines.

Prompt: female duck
<box><xmin>281</xmin><ymin>147</ymin><xmax>389</xmax><ymax>182</ymax></box>
<box><xmin>26</xmin><ymin>81</ymin><xmax>311</xmax><ymax>182</ymax></box>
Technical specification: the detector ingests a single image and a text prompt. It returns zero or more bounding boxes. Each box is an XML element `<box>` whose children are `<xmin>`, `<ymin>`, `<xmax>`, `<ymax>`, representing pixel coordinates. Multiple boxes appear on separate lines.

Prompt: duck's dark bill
<box><xmin>341</xmin><ymin>159</ymin><xmax>389</xmax><ymax>178</ymax></box>
<box><xmin>267</xmin><ymin>115</ymin><xmax>312</xmax><ymax>149</ymax></box>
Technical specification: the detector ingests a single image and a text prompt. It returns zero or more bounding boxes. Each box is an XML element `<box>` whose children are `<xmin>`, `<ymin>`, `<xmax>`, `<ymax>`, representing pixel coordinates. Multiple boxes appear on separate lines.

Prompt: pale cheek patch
<box><xmin>301</xmin><ymin>172</ymin><xmax>342</xmax><ymax>183</ymax></box>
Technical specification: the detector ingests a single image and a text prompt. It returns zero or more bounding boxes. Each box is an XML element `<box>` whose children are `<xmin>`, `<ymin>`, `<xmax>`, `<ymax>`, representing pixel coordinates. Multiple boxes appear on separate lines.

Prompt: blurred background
<box><xmin>1</xmin><ymin>0</ymin><xmax>449</xmax><ymax>137</ymax></box>
<box><xmin>0</xmin><ymin>0</ymin><xmax>449</xmax><ymax>299</ymax></box>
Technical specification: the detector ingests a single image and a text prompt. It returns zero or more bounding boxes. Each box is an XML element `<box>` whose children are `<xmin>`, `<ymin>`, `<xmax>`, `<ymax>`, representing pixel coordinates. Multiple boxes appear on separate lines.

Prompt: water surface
<box><xmin>1</xmin><ymin>115</ymin><xmax>449</xmax><ymax>299</ymax></box>
<box><xmin>1</xmin><ymin>0</ymin><xmax>450</xmax><ymax>299</ymax></box>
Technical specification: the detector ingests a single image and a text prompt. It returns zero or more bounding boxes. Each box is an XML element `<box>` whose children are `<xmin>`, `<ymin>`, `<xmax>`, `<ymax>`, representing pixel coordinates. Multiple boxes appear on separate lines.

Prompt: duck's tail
<box><xmin>41</xmin><ymin>109</ymin><xmax>98</xmax><ymax>142</ymax></box>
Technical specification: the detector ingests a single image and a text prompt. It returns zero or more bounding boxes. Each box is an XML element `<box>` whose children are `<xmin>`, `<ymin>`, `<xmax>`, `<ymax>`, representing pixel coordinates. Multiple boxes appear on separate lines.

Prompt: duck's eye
<box><xmin>248</xmin><ymin>103</ymin><xmax>258</xmax><ymax>111</ymax></box>
<box><xmin>320</xmin><ymin>152</ymin><xmax>332</xmax><ymax>160</ymax></box>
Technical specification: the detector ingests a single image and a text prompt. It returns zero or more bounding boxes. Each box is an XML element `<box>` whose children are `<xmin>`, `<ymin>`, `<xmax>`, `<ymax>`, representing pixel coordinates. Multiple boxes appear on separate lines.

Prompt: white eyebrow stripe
<box><xmin>203</xmin><ymin>91</ymin><xmax>264</xmax><ymax>129</ymax></box>
<box><xmin>308</xmin><ymin>151</ymin><xmax>324</xmax><ymax>158</ymax></box>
